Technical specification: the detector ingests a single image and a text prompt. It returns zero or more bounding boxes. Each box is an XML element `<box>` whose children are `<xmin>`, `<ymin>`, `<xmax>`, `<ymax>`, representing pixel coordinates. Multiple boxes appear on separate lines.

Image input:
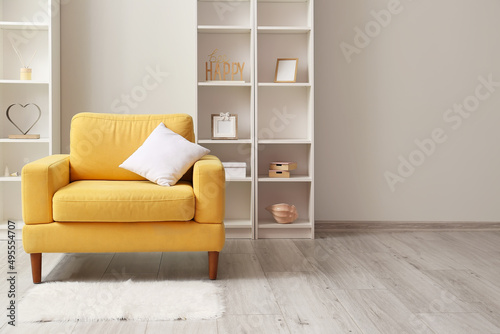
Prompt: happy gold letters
<box><xmin>206</xmin><ymin>49</ymin><xmax>245</xmax><ymax>82</ymax></box>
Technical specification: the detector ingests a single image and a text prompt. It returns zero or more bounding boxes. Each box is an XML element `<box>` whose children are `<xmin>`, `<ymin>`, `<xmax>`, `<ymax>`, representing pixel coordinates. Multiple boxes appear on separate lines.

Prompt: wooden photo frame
<box><xmin>274</xmin><ymin>58</ymin><xmax>298</xmax><ymax>83</ymax></box>
<box><xmin>211</xmin><ymin>113</ymin><xmax>238</xmax><ymax>139</ymax></box>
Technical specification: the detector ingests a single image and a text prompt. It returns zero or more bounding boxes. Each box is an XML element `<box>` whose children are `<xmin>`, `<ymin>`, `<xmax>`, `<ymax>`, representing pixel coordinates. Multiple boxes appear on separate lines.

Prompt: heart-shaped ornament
<box><xmin>6</xmin><ymin>103</ymin><xmax>41</xmax><ymax>136</ymax></box>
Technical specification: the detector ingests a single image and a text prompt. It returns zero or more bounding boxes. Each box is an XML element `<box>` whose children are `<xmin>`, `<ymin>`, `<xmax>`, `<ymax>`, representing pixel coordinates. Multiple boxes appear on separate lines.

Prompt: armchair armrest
<box><xmin>193</xmin><ymin>155</ymin><xmax>225</xmax><ymax>223</ymax></box>
<box><xmin>22</xmin><ymin>155</ymin><xmax>70</xmax><ymax>225</ymax></box>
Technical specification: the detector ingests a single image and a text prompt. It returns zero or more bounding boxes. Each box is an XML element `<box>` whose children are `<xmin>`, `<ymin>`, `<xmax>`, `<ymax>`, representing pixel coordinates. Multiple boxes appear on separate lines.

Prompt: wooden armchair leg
<box><xmin>208</xmin><ymin>251</ymin><xmax>219</xmax><ymax>280</ymax></box>
<box><xmin>30</xmin><ymin>253</ymin><xmax>42</xmax><ymax>284</ymax></box>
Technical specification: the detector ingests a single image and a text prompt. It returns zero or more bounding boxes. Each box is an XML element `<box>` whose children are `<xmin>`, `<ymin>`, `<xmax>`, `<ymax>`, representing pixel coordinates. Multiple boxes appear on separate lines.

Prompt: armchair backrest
<box><xmin>70</xmin><ymin>113</ymin><xmax>195</xmax><ymax>181</ymax></box>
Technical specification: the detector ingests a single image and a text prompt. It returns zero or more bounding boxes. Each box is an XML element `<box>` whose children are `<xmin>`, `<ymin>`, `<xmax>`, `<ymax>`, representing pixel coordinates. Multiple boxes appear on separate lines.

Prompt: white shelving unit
<box><xmin>197</xmin><ymin>0</ymin><xmax>313</xmax><ymax>239</ymax></box>
<box><xmin>197</xmin><ymin>0</ymin><xmax>255</xmax><ymax>239</ymax></box>
<box><xmin>0</xmin><ymin>0</ymin><xmax>60</xmax><ymax>230</ymax></box>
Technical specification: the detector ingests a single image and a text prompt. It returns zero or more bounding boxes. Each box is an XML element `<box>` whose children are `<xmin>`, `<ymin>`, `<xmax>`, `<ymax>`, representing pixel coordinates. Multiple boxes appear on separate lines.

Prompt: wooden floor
<box><xmin>1</xmin><ymin>231</ymin><xmax>500</xmax><ymax>333</ymax></box>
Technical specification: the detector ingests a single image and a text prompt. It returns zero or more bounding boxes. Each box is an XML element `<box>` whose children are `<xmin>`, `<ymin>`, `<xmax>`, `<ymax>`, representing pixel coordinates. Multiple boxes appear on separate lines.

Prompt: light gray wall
<box><xmin>315</xmin><ymin>0</ymin><xmax>500</xmax><ymax>221</ymax></box>
<box><xmin>60</xmin><ymin>0</ymin><xmax>196</xmax><ymax>152</ymax></box>
<box><xmin>60</xmin><ymin>0</ymin><xmax>500</xmax><ymax>222</ymax></box>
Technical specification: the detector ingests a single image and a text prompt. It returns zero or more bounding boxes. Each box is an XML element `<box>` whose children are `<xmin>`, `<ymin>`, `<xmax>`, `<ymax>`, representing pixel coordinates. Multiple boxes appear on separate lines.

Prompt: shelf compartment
<box><xmin>0</xmin><ymin>181</ymin><xmax>22</xmax><ymax>222</ymax></box>
<box><xmin>257</xmin><ymin>33</ymin><xmax>310</xmax><ymax>83</ymax></box>
<box><xmin>225</xmin><ymin>219</ymin><xmax>252</xmax><ymax>229</ymax></box>
<box><xmin>0</xmin><ymin>85</ymin><xmax>50</xmax><ymax>138</ymax></box>
<box><xmin>201</xmin><ymin>143</ymin><xmax>252</xmax><ymax>177</ymax></box>
<box><xmin>225</xmin><ymin>182</ymin><xmax>253</xmax><ymax>238</ymax></box>
<box><xmin>0</xmin><ymin>141</ymin><xmax>49</xmax><ymax>176</ymax></box>
<box><xmin>257</xmin><ymin>181</ymin><xmax>311</xmax><ymax>238</ymax></box>
<box><xmin>257</xmin><ymin>1</ymin><xmax>310</xmax><ymax>27</ymax></box>
<box><xmin>198</xmin><ymin>0</ymin><xmax>251</xmax><ymax>27</ymax></box>
<box><xmin>257</xmin><ymin>86</ymin><xmax>311</xmax><ymax>141</ymax></box>
<box><xmin>198</xmin><ymin>86</ymin><xmax>252</xmax><ymax>140</ymax></box>
<box><xmin>198</xmin><ymin>32</ymin><xmax>251</xmax><ymax>83</ymax></box>
<box><xmin>257</xmin><ymin>143</ymin><xmax>311</xmax><ymax>177</ymax></box>
<box><xmin>0</xmin><ymin>0</ymin><xmax>52</xmax><ymax>23</ymax></box>
<box><xmin>1</xmin><ymin>28</ymin><xmax>49</xmax><ymax>81</ymax></box>
<box><xmin>258</xmin><ymin>182</ymin><xmax>310</xmax><ymax>218</ymax></box>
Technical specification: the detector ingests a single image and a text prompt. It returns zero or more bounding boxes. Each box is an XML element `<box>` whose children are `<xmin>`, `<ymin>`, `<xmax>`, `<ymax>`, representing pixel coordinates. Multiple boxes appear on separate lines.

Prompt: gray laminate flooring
<box><xmin>1</xmin><ymin>231</ymin><xmax>499</xmax><ymax>333</ymax></box>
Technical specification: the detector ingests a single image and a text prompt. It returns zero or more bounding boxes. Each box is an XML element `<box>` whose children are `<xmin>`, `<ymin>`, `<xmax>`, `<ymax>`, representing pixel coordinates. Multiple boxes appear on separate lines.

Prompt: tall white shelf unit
<box><xmin>197</xmin><ymin>0</ymin><xmax>313</xmax><ymax>239</ymax></box>
<box><xmin>0</xmin><ymin>0</ymin><xmax>60</xmax><ymax>228</ymax></box>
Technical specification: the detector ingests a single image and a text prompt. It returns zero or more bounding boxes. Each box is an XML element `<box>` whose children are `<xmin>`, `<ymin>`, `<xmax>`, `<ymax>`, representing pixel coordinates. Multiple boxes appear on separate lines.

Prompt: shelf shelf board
<box><xmin>258</xmin><ymin>26</ymin><xmax>311</xmax><ymax>34</ymax></box>
<box><xmin>259</xmin><ymin>219</ymin><xmax>312</xmax><ymax>229</ymax></box>
<box><xmin>198</xmin><ymin>25</ymin><xmax>251</xmax><ymax>34</ymax></box>
<box><xmin>226</xmin><ymin>177</ymin><xmax>252</xmax><ymax>182</ymax></box>
<box><xmin>0</xmin><ymin>138</ymin><xmax>50</xmax><ymax>143</ymax></box>
<box><xmin>258</xmin><ymin>139</ymin><xmax>311</xmax><ymax>144</ymax></box>
<box><xmin>198</xmin><ymin>139</ymin><xmax>252</xmax><ymax>144</ymax></box>
<box><xmin>258</xmin><ymin>175</ymin><xmax>312</xmax><ymax>182</ymax></box>
<box><xmin>199</xmin><ymin>0</ymin><xmax>249</xmax><ymax>2</ymax></box>
<box><xmin>258</xmin><ymin>82</ymin><xmax>311</xmax><ymax>87</ymax></box>
<box><xmin>257</xmin><ymin>0</ymin><xmax>310</xmax><ymax>3</ymax></box>
<box><xmin>0</xmin><ymin>21</ymin><xmax>49</xmax><ymax>30</ymax></box>
<box><xmin>198</xmin><ymin>81</ymin><xmax>251</xmax><ymax>87</ymax></box>
<box><xmin>224</xmin><ymin>219</ymin><xmax>253</xmax><ymax>229</ymax></box>
<box><xmin>0</xmin><ymin>176</ymin><xmax>21</xmax><ymax>182</ymax></box>
<box><xmin>0</xmin><ymin>80</ymin><xmax>49</xmax><ymax>85</ymax></box>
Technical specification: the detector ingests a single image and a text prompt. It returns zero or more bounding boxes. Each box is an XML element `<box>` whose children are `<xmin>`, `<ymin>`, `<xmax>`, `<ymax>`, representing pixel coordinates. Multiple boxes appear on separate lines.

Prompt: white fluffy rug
<box><xmin>19</xmin><ymin>280</ymin><xmax>225</xmax><ymax>322</ymax></box>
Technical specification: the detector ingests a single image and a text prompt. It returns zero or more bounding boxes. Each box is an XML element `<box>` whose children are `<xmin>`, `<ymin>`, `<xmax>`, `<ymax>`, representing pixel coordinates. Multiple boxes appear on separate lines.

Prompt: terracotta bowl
<box><xmin>265</xmin><ymin>203</ymin><xmax>298</xmax><ymax>224</ymax></box>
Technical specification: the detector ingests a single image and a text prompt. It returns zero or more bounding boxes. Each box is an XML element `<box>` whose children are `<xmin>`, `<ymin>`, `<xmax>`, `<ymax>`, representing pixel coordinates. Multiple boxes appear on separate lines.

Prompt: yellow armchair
<box><xmin>22</xmin><ymin>113</ymin><xmax>225</xmax><ymax>283</ymax></box>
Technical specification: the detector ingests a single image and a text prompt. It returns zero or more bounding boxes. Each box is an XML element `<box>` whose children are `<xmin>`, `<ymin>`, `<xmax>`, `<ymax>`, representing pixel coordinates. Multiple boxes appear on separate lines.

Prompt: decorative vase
<box><xmin>265</xmin><ymin>203</ymin><xmax>298</xmax><ymax>224</ymax></box>
<box><xmin>20</xmin><ymin>68</ymin><xmax>32</xmax><ymax>80</ymax></box>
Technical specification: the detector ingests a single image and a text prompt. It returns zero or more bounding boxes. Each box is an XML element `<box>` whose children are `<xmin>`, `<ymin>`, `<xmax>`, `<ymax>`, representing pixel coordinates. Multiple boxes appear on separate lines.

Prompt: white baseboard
<box><xmin>315</xmin><ymin>221</ymin><xmax>500</xmax><ymax>232</ymax></box>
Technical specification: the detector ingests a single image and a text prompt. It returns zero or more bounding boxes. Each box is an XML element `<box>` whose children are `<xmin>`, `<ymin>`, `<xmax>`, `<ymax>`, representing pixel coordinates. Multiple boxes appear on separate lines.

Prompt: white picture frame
<box><xmin>211</xmin><ymin>114</ymin><xmax>238</xmax><ymax>139</ymax></box>
<box><xmin>274</xmin><ymin>58</ymin><xmax>298</xmax><ymax>83</ymax></box>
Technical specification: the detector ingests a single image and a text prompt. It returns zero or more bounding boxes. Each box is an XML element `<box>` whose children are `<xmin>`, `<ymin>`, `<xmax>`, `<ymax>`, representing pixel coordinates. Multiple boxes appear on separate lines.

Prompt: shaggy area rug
<box><xmin>19</xmin><ymin>280</ymin><xmax>225</xmax><ymax>322</ymax></box>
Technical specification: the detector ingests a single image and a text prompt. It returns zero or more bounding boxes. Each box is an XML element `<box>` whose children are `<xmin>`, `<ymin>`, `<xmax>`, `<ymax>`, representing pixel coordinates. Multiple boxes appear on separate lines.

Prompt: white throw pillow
<box><xmin>119</xmin><ymin>122</ymin><xmax>210</xmax><ymax>186</ymax></box>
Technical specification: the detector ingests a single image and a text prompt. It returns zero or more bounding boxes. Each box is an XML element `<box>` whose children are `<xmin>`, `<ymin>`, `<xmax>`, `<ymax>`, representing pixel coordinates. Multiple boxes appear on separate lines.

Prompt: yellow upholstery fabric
<box><xmin>22</xmin><ymin>155</ymin><xmax>70</xmax><ymax>225</ymax></box>
<box><xmin>70</xmin><ymin>113</ymin><xmax>195</xmax><ymax>181</ymax></box>
<box><xmin>53</xmin><ymin>181</ymin><xmax>195</xmax><ymax>222</ymax></box>
<box><xmin>22</xmin><ymin>221</ymin><xmax>225</xmax><ymax>253</ymax></box>
<box><xmin>194</xmin><ymin>155</ymin><xmax>226</xmax><ymax>223</ymax></box>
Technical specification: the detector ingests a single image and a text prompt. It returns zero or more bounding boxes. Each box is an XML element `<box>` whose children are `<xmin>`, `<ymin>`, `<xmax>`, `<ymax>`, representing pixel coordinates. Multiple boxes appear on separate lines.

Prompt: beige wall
<box><xmin>60</xmin><ymin>0</ymin><xmax>196</xmax><ymax>152</ymax></box>
<box><xmin>60</xmin><ymin>0</ymin><xmax>500</xmax><ymax>222</ymax></box>
<box><xmin>315</xmin><ymin>0</ymin><xmax>500</xmax><ymax>221</ymax></box>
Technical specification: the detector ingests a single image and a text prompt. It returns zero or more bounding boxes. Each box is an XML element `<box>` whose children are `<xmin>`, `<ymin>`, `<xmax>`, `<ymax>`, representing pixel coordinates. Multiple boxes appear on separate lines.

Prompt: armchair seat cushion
<box><xmin>53</xmin><ymin>180</ymin><xmax>195</xmax><ymax>222</ymax></box>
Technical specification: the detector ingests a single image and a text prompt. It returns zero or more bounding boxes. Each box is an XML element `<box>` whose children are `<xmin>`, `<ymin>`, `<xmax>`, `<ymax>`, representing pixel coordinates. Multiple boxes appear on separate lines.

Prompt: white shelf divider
<box><xmin>259</xmin><ymin>219</ymin><xmax>311</xmax><ymax>229</ymax></box>
<box><xmin>198</xmin><ymin>139</ymin><xmax>252</xmax><ymax>144</ymax></box>
<box><xmin>257</xmin><ymin>26</ymin><xmax>311</xmax><ymax>34</ymax></box>
<box><xmin>258</xmin><ymin>175</ymin><xmax>311</xmax><ymax>182</ymax></box>
<box><xmin>0</xmin><ymin>80</ymin><xmax>49</xmax><ymax>85</ymax></box>
<box><xmin>198</xmin><ymin>25</ymin><xmax>251</xmax><ymax>34</ymax></box>
<box><xmin>0</xmin><ymin>22</ymin><xmax>49</xmax><ymax>30</ymax></box>
<box><xmin>0</xmin><ymin>177</ymin><xmax>22</xmax><ymax>182</ymax></box>
<box><xmin>198</xmin><ymin>81</ymin><xmax>251</xmax><ymax>87</ymax></box>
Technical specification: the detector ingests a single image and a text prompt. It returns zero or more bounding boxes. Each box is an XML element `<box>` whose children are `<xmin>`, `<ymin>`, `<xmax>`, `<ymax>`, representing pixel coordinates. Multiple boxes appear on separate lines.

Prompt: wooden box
<box><xmin>269</xmin><ymin>170</ymin><xmax>290</xmax><ymax>178</ymax></box>
<box><xmin>270</xmin><ymin>162</ymin><xmax>297</xmax><ymax>171</ymax></box>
